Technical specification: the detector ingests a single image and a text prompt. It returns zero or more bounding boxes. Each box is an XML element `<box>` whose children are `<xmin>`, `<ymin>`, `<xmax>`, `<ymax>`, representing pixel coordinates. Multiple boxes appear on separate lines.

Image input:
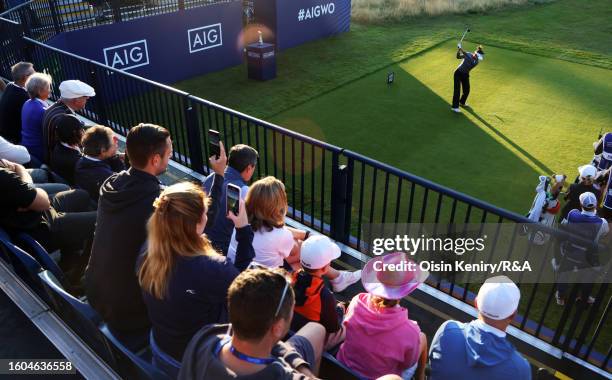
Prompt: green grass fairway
<box><xmin>270</xmin><ymin>40</ymin><xmax>612</xmax><ymax>212</ymax></box>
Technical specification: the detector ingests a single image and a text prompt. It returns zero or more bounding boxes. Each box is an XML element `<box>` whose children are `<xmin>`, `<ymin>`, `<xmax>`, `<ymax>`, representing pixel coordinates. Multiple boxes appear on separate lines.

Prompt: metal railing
<box><xmin>0</xmin><ymin>0</ymin><xmax>229</xmax><ymax>42</ymax></box>
<box><xmin>0</xmin><ymin>10</ymin><xmax>610</xmax><ymax>377</ymax></box>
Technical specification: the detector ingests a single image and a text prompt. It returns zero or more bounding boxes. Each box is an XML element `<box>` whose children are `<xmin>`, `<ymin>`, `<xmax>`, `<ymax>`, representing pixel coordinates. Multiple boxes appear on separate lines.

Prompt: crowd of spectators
<box><xmin>545</xmin><ymin>132</ymin><xmax>612</xmax><ymax>307</ymax></box>
<box><xmin>0</xmin><ymin>61</ymin><xmax>536</xmax><ymax>380</ymax></box>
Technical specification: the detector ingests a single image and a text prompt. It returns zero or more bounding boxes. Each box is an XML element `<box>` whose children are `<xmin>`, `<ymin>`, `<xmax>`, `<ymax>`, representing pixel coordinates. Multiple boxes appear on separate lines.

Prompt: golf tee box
<box><xmin>246</xmin><ymin>42</ymin><xmax>276</xmax><ymax>81</ymax></box>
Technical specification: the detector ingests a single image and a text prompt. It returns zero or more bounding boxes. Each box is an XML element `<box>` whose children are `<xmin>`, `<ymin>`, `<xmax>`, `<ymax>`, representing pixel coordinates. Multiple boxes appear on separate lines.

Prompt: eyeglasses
<box><xmin>274</xmin><ymin>279</ymin><xmax>290</xmax><ymax>318</ymax></box>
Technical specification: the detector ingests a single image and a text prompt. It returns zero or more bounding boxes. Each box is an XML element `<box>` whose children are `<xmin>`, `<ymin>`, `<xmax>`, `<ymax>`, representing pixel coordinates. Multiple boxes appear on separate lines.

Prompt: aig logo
<box><xmin>188</xmin><ymin>23</ymin><xmax>223</xmax><ymax>54</ymax></box>
<box><xmin>103</xmin><ymin>40</ymin><xmax>150</xmax><ymax>71</ymax></box>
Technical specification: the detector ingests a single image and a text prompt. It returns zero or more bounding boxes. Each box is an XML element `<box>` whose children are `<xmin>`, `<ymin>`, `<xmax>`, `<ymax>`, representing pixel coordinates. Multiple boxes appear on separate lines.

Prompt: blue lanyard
<box><xmin>215</xmin><ymin>337</ymin><xmax>276</xmax><ymax>365</ymax></box>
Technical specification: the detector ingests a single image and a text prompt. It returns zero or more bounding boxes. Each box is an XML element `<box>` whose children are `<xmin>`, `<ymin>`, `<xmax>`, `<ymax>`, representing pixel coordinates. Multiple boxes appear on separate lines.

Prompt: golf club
<box><xmin>459</xmin><ymin>26</ymin><xmax>471</xmax><ymax>45</ymax></box>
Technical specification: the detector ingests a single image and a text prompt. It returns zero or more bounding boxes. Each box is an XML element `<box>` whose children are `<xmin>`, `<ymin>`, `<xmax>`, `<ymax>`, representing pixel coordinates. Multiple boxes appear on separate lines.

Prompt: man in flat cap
<box><xmin>42</xmin><ymin>80</ymin><xmax>95</xmax><ymax>163</ymax></box>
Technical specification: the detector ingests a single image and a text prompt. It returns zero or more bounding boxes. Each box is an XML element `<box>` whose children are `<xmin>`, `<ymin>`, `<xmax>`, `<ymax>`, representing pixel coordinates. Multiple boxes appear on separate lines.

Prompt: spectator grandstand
<box><xmin>0</xmin><ymin>2</ymin><xmax>610</xmax><ymax>380</ymax></box>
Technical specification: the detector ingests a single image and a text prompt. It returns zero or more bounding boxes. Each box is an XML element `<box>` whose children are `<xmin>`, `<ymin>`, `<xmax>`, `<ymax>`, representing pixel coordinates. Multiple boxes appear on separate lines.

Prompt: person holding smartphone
<box><xmin>138</xmin><ymin>181</ymin><xmax>255</xmax><ymax>378</ymax></box>
<box><xmin>203</xmin><ymin>140</ymin><xmax>259</xmax><ymax>254</ymax></box>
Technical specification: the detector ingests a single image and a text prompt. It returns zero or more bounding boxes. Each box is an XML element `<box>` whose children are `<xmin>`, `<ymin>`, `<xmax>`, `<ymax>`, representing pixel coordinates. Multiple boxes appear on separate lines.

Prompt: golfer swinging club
<box><xmin>451</xmin><ymin>43</ymin><xmax>485</xmax><ymax>113</ymax></box>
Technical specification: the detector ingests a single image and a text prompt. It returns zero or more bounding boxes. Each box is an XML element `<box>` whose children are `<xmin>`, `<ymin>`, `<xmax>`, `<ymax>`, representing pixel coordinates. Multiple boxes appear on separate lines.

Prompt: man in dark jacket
<box><xmin>203</xmin><ymin>144</ymin><xmax>258</xmax><ymax>254</ymax></box>
<box><xmin>0</xmin><ymin>62</ymin><xmax>35</xmax><ymax>143</ymax></box>
<box><xmin>49</xmin><ymin>115</ymin><xmax>84</xmax><ymax>184</ymax></box>
<box><xmin>451</xmin><ymin>44</ymin><xmax>484</xmax><ymax>113</ymax></box>
<box><xmin>85</xmin><ymin>123</ymin><xmax>171</xmax><ymax>348</ymax></box>
<box><xmin>75</xmin><ymin>125</ymin><xmax>125</xmax><ymax>201</ymax></box>
<box><xmin>179</xmin><ymin>268</ymin><xmax>325</xmax><ymax>380</ymax></box>
<box><xmin>0</xmin><ymin>158</ymin><xmax>96</xmax><ymax>275</ymax></box>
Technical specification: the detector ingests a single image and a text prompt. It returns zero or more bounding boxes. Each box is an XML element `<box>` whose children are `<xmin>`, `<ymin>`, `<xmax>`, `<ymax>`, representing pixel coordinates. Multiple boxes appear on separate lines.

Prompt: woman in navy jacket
<box><xmin>138</xmin><ymin>181</ymin><xmax>254</xmax><ymax>378</ymax></box>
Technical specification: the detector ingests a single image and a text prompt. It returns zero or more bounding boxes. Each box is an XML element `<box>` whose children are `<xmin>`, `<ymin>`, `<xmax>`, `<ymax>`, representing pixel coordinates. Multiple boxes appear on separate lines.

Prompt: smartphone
<box><xmin>208</xmin><ymin>129</ymin><xmax>220</xmax><ymax>159</ymax></box>
<box><xmin>227</xmin><ymin>183</ymin><xmax>241</xmax><ymax>215</ymax></box>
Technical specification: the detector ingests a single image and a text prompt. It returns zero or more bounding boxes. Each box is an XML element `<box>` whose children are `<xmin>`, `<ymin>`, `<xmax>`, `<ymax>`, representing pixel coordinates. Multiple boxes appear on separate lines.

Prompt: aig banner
<box><xmin>255</xmin><ymin>0</ymin><xmax>351</xmax><ymax>50</ymax></box>
<box><xmin>46</xmin><ymin>2</ymin><xmax>243</xmax><ymax>84</ymax></box>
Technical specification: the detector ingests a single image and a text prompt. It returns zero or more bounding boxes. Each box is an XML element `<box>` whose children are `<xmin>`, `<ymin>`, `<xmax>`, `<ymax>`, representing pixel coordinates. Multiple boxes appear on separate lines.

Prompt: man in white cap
<box><xmin>41</xmin><ymin>79</ymin><xmax>95</xmax><ymax>163</ymax></box>
<box><xmin>555</xmin><ymin>191</ymin><xmax>608</xmax><ymax>305</ymax></box>
<box><xmin>560</xmin><ymin>164</ymin><xmax>601</xmax><ymax>221</ymax></box>
<box><xmin>429</xmin><ymin>276</ymin><xmax>531</xmax><ymax>380</ymax></box>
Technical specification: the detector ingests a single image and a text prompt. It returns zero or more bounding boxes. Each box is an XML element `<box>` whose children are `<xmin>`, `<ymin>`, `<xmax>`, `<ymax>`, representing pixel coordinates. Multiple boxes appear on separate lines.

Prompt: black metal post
<box><xmin>48</xmin><ymin>0</ymin><xmax>63</xmax><ymax>34</ymax></box>
<box><xmin>330</xmin><ymin>153</ymin><xmax>349</xmax><ymax>243</ymax></box>
<box><xmin>184</xmin><ymin>102</ymin><xmax>205</xmax><ymax>174</ymax></box>
<box><xmin>88</xmin><ymin>62</ymin><xmax>108</xmax><ymax>126</ymax></box>
<box><xmin>111</xmin><ymin>0</ymin><xmax>121</xmax><ymax>23</ymax></box>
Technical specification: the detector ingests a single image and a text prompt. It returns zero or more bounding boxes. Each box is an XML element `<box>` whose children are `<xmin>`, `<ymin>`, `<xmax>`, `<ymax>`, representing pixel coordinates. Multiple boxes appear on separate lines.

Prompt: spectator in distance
<box><xmin>49</xmin><ymin>114</ymin><xmax>84</xmax><ymax>184</ymax></box>
<box><xmin>42</xmin><ymin>79</ymin><xmax>94</xmax><ymax>162</ymax></box>
<box><xmin>75</xmin><ymin>125</ymin><xmax>125</xmax><ymax>201</ymax></box>
<box><xmin>337</xmin><ymin>253</ymin><xmax>428</xmax><ymax>380</ymax></box>
<box><xmin>0</xmin><ymin>158</ymin><xmax>96</xmax><ymax>275</ymax></box>
<box><xmin>428</xmin><ymin>276</ymin><xmax>531</xmax><ymax>380</ymax></box>
<box><xmin>0</xmin><ymin>62</ymin><xmax>35</xmax><ymax>143</ymax></box>
<box><xmin>227</xmin><ymin>176</ymin><xmax>361</xmax><ymax>292</ymax></box>
<box><xmin>0</xmin><ymin>135</ymin><xmax>31</xmax><ymax>164</ymax></box>
<box><xmin>591</xmin><ymin>132</ymin><xmax>612</xmax><ymax>172</ymax></box>
<box><xmin>179</xmin><ymin>268</ymin><xmax>326</xmax><ymax>380</ymax></box>
<box><xmin>203</xmin><ymin>143</ymin><xmax>258</xmax><ymax>254</ymax></box>
<box><xmin>555</xmin><ymin>192</ymin><xmax>608</xmax><ymax>306</ymax></box>
<box><xmin>291</xmin><ymin>235</ymin><xmax>347</xmax><ymax>349</ymax></box>
<box><xmin>560</xmin><ymin>164</ymin><xmax>601</xmax><ymax>221</ymax></box>
<box><xmin>138</xmin><ymin>182</ymin><xmax>254</xmax><ymax>378</ymax></box>
<box><xmin>21</xmin><ymin>72</ymin><xmax>53</xmax><ymax>163</ymax></box>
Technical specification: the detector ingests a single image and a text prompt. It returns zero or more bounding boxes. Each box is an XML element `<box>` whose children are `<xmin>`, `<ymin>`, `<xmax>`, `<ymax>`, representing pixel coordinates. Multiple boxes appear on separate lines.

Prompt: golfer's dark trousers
<box><xmin>452</xmin><ymin>70</ymin><xmax>470</xmax><ymax>108</ymax></box>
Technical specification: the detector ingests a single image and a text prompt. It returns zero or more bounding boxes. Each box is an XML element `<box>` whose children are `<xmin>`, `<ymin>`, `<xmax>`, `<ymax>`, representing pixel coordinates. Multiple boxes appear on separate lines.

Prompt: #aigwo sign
<box><xmin>188</xmin><ymin>23</ymin><xmax>223</xmax><ymax>54</ymax></box>
<box><xmin>103</xmin><ymin>40</ymin><xmax>150</xmax><ymax>71</ymax></box>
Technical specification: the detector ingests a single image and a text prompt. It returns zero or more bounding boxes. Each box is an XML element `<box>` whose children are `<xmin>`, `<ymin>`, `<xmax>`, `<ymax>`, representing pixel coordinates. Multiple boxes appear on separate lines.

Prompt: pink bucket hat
<box><xmin>361</xmin><ymin>252</ymin><xmax>429</xmax><ymax>300</ymax></box>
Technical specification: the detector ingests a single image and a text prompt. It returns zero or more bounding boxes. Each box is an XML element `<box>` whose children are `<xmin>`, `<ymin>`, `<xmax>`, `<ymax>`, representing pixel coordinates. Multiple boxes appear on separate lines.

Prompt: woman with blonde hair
<box><xmin>227</xmin><ymin>176</ymin><xmax>360</xmax><ymax>292</ymax></box>
<box><xmin>138</xmin><ymin>181</ymin><xmax>254</xmax><ymax>378</ymax></box>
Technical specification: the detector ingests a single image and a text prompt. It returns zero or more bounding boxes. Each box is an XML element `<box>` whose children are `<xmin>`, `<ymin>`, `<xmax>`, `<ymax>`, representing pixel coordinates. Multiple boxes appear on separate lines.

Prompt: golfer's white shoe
<box><xmin>451</xmin><ymin>107</ymin><xmax>461</xmax><ymax>113</ymax></box>
<box><xmin>460</xmin><ymin>103</ymin><xmax>468</xmax><ymax>107</ymax></box>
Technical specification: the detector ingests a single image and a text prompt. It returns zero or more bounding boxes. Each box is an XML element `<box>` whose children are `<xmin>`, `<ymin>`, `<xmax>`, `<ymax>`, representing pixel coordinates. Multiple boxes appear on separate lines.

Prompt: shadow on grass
<box><xmin>463</xmin><ymin>106</ymin><xmax>554</xmax><ymax>174</ymax></box>
<box><xmin>273</xmin><ymin>61</ymin><xmax>542</xmax><ymax>213</ymax></box>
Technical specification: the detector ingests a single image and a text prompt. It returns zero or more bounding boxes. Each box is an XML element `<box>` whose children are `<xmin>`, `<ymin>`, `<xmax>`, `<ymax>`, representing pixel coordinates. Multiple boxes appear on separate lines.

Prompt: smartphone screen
<box><xmin>208</xmin><ymin>129</ymin><xmax>220</xmax><ymax>159</ymax></box>
<box><xmin>227</xmin><ymin>183</ymin><xmax>241</xmax><ymax>215</ymax></box>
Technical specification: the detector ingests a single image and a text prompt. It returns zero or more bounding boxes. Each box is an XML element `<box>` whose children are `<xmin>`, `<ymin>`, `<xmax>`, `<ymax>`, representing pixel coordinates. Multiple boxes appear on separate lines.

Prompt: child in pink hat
<box><xmin>337</xmin><ymin>252</ymin><xmax>428</xmax><ymax>380</ymax></box>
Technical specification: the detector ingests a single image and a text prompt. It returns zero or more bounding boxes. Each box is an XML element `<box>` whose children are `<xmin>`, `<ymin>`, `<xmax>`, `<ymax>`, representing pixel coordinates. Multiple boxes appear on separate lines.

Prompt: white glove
<box><xmin>457</xmin><ymin>43</ymin><xmax>462</xmax><ymax>49</ymax></box>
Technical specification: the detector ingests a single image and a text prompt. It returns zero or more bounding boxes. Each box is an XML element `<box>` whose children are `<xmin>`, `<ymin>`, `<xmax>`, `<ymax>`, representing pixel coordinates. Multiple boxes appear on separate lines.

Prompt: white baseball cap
<box><xmin>475</xmin><ymin>276</ymin><xmax>520</xmax><ymax>320</ymax></box>
<box><xmin>59</xmin><ymin>80</ymin><xmax>96</xmax><ymax>99</ymax></box>
<box><xmin>578</xmin><ymin>164</ymin><xmax>596</xmax><ymax>179</ymax></box>
<box><xmin>579</xmin><ymin>192</ymin><xmax>597</xmax><ymax>208</ymax></box>
<box><xmin>300</xmin><ymin>235</ymin><xmax>341</xmax><ymax>270</ymax></box>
